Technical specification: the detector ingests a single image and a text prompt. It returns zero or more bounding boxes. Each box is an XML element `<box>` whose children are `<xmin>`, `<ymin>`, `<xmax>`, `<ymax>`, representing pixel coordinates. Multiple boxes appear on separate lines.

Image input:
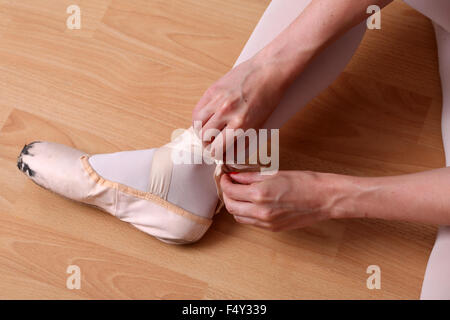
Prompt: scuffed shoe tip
<box><xmin>16</xmin><ymin>141</ymin><xmax>87</xmax><ymax>197</ymax></box>
<box><xmin>17</xmin><ymin>141</ymin><xmax>42</xmax><ymax>177</ymax></box>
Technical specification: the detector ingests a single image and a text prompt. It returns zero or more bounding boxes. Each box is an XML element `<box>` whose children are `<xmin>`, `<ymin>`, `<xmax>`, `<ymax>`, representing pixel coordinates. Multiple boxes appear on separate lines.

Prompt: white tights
<box><xmin>419</xmin><ymin>22</ymin><xmax>450</xmax><ymax>300</ymax></box>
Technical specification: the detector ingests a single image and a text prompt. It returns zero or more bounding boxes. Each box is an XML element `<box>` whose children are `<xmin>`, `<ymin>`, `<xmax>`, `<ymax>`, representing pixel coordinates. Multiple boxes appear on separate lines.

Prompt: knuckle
<box><xmin>221</xmin><ymin>100</ymin><xmax>236</xmax><ymax>113</ymax></box>
<box><xmin>252</xmin><ymin>190</ymin><xmax>264</xmax><ymax>203</ymax></box>
<box><xmin>192</xmin><ymin>108</ymin><xmax>200</xmax><ymax>120</ymax></box>
<box><xmin>192</xmin><ymin>105</ymin><xmax>206</xmax><ymax>119</ymax></box>
<box><xmin>225</xmin><ymin>203</ymin><xmax>236</xmax><ymax>214</ymax></box>
<box><xmin>206</xmin><ymin>83</ymin><xmax>219</xmax><ymax>95</ymax></box>
<box><xmin>251</xmin><ymin>186</ymin><xmax>269</xmax><ymax>203</ymax></box>
<box><xmin>194</xmin><ymin>111</ymin><xmax>208</xmax><ymax>123</ymax></box>
<box><xmin>251</xmin><ymin>191</ymin><xmax>262</xmax><ymax>203</ymax></box>
<box><xmin>221</xmin><ymin>181</ymin><xmax>231</xmax><ymax>194</ymax></box>
<box><xmin>232</xmin><ymin>116</ymin><xmax>245</xmax><ymax>127</ymax></box>
<box><xmin>257</xmin><ymin>208</ymin><xmax>273</xmax><ymax>222</ymax></box>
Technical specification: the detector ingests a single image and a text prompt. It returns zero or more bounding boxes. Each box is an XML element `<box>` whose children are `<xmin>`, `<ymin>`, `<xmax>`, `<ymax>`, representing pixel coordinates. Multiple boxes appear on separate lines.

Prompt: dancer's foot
<box><xmin>17</xmin><ymin>136</ymin><xmax>218</xmax><ymax>244</ymax></box>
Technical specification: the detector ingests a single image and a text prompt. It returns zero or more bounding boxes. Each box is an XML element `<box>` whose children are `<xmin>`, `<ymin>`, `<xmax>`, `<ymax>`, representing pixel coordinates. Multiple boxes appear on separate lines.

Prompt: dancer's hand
<box><xmin>220</xmin><ymin>171</ymin><xmax>343</xmax><ymax>231</ymax></box>
<box><xmin>192</xmin><ymin>56</ymin><xmax>288</xmax><ymax>157</ymax></box>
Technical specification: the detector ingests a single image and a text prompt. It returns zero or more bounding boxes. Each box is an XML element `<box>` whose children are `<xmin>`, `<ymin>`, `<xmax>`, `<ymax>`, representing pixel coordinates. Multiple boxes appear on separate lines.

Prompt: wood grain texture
<box><xmin>0</xmin><ymin>0</ymin><xmax>444</xmax><ymax>299</ymax></box>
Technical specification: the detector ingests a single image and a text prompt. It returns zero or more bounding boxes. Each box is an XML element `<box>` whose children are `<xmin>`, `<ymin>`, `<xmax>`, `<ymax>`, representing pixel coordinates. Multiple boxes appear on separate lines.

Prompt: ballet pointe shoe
<box><xmin>17</xmin><ymin>141</ymin><xmax>213</xmax><ymax>244</ymax></box>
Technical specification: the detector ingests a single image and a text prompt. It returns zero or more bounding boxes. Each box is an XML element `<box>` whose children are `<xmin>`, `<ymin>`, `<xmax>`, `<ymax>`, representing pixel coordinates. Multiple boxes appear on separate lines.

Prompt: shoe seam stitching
<box><xmin>79</xmin><ymin>155</ymin><xmax>212</xmax><ymax>226</ymax></box>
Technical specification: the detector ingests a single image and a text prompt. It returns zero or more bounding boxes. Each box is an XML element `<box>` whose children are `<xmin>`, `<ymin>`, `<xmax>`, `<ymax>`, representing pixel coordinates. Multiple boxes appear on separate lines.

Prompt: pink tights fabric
<box><xmin>239</xmin><ymin>0</ymin><xmax>450</xmax><ymax>299</ymax></box>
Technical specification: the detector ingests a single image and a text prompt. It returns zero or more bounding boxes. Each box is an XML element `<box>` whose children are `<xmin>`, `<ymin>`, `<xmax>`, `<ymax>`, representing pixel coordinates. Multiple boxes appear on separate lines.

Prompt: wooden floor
<box><xmin>0</xmin><ymin>0</ymin><xmax>444</xmax><ymax>299</ymax></box>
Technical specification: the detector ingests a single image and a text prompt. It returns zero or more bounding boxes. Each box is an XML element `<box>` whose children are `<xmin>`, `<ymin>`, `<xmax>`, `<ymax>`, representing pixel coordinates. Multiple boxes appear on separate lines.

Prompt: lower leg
<box><xmin>233</xmin><ymin>0</ymin><xmax>366</xmax><ymax>129</ymax></box>
<box><xmin>420</xmin><ymin>23</ymin><xmax>450</xmax><ymax>299</ymax></box>
<box><xmin>404</xmin><ymin>0</ymin><xmax>450</xmax><ymax>33</ymax></box>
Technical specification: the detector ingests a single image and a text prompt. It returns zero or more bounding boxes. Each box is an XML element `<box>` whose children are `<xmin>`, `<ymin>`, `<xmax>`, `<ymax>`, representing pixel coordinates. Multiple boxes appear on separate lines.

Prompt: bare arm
<box><xmin>220</xmin><ymin>167</ymin><xmax>450</xmax><ymax>232</ymax></box>
<box><xmin>332</xmin><ymin>168</ymin><xmax>450</xmax><ymax>225</ymax></box>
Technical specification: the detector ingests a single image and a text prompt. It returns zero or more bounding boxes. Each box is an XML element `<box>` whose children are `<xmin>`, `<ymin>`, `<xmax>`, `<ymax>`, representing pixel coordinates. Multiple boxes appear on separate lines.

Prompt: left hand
<box><xmin>192</xmin><ymin>56</ymin><xmax>288</xmax><ymax>158</ymax></box>
<box><xmin>220</xmin><ymin>170</ymin><xmax>341</xmax><ymax>231</ymax></box>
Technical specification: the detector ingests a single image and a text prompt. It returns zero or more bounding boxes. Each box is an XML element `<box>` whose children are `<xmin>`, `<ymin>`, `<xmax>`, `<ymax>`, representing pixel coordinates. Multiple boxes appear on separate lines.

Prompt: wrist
<box><xmin>318</xmin><ymin>173</ymin><xmax>367</xmax><ymax>220</ymax></box>
<box><xmin>252</xmin><ymin>43</ymin><xmax>314</xmax><ymax>91</ymax></box>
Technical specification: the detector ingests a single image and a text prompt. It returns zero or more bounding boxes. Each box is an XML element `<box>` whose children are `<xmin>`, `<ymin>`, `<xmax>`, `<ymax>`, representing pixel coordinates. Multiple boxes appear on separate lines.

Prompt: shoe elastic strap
<box><xmin>148</xmin><ymin>146</ymin><xmax>173</xmax><ymax>200</ymax></box>
<box><xmin>148</xmin><ymin>127</ymin><xmax>262</xmax><ymax>213</ymax></box>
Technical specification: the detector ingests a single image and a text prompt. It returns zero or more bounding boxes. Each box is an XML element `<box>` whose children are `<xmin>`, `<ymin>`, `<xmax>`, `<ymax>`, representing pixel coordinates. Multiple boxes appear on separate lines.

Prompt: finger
<box><xmin>192</xmin><ymin>94</ymin><xmax>221</xmax><ymax>127</ymax></box>
<box><xmin>220</xmin><ymin>174</ymin><xmax>255</xmax><ymax>202</ymax></box>
<box><xmin>209</xmin><ymin>123</ymin><xmax>247</xmax><ymax>161</ymax></box>
<box><xmin>209</xmin><ymin>126</ymin><xmax>229</xmax><ymax>160</ymax></box>
<box><xmin>202</xmin><ymin>111</ymin><xmax>227</xmax><ymax>145</ymax></box>
<box><xmin>223</xmin><ymin>192</ymin><xmax>255</xmax><ymax>217</ymax></box>
<box><xmin>229</xmin><ymin>172</ymin><xmax>266</xmax><ymax>185</ymax></box>
<box><xmin>233</xmin><ymin>215</ymin><xmax>273</xmax><ymax>229</ymax></box>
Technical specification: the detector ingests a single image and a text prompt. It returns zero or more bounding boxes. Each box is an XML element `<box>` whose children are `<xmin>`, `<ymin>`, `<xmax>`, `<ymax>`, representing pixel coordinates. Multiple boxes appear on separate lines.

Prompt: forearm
<box><xmin>254</xmin><ymin>0</ymin><xmax>392</xmax><ymax>89</ymax></box>
<box><xmin>327</xmin><ymin>168</ymin><xmax>450</xmax><ymax>225</ymax></box>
